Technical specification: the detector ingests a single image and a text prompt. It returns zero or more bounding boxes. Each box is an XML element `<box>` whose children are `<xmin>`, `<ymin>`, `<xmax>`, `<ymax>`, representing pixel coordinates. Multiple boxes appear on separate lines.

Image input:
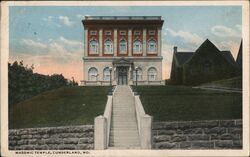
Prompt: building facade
<box><xmin>170</xmin><ymin>39</ymin><xmax>238</xmax><ymax>85</ymax></box>
<box><xmin>81</xmin><ymin>16</ymin><xmax>164</xmax><ymax>86</ymax></box>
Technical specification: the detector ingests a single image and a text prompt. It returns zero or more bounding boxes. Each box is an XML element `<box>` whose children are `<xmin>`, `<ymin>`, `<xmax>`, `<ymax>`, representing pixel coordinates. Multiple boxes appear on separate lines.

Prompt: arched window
<box><xmin>104</xmin><ymin>39</ymin><xmax>113</xmax><ymax>54</ymax></box>
<box><xmin>133</xmin><ymin>40</ymin><xmax>142</xmax><ymax>54</ymax></box>
<box><xmin>103</xmin><ymin>67</ymin><xmax>111</xmax><ymax>81</ymax></box>
<box><xmin>148</xmin><ymin>67</ymin><xmax>157</xmax><ymax>81</ymax></box>
<box><xmin>89</xmin><ymin>40</ymin><xmax>99</xmax><ymax>54</ymax></box>
<box><xmin>133</xmin><ymin>68</ymin><xmax>143</xmax><ymax>81</ymax></box>
<box><xmin>147</xmin><ymin>39</ymin><xmax>157</xmax><ymax>53</ymax></box>
<box><xmin>119</xmin><ymin>39</ymin><xmax>127</xmax><ymax>54</ymax></box>
<box><xmin>88</xmin><ymin>67</ymin><xmax>98</xmax><ymax>81</ymax></box>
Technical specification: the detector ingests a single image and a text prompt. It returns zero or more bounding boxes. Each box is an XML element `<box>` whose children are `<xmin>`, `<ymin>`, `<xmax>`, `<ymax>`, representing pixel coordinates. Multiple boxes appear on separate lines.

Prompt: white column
<box><xmin>84</xmin><ymin>28</ymin><xmax>88</xmax><ymax>57</ymax></box>
<box><xmin>99</xmin><ymin>29</ymin><xmax>103</xmax><ymax>56</ymax></box>
<box><xmin>158</xmin><ymin>28</ymin><xmax>162</xmax><ymax>56</ymax></box>
<box><xmin>140</xmin><ymin>115</ymin><xmax>152</xmax><ymax>149</ymax></box>
<box><xmin>94</xmin><ymin>115</ymin><xmax>107</xmax><ymax>149</ymax></box>
<box><xmin>143</xmin><ymin>28</ymin><xmax>147</xmax><ymax>56</ymax></box>
<box><xmin>128</xmin><ymin>29</ymin><xmax>132</xmax><ymax>56</ymax></box>
<box><xmin>114</xmin><ymin>29</ymin><xmax>117</xmax><ymax>56</ymax></box>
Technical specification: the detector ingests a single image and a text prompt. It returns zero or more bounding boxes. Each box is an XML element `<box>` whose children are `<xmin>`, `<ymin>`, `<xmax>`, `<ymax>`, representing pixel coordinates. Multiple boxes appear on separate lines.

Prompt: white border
<box><xmin>1</xmin><ymin>1</ymin><xmax>249</xmax><ymax>157</ymax></box>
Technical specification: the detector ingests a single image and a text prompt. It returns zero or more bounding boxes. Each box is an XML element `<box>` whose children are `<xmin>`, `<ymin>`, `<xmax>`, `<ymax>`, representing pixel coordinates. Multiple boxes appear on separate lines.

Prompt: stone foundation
<box><xmin>152</xmin><ymin>119</ymin><xmax>242</xmax><ymax>149</ymax></box>
<box><xmin>9</xmin><ymin>125</ymin><xmax>94</xmax><ymax>150</ymax></box>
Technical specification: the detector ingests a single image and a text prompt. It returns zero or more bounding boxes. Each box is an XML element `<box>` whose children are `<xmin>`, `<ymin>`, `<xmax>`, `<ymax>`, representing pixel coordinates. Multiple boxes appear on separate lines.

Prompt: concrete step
<box><xmin>109</xmin><ymin>85</ymin><xmax>140</xmax><ymax>148</ymax></box>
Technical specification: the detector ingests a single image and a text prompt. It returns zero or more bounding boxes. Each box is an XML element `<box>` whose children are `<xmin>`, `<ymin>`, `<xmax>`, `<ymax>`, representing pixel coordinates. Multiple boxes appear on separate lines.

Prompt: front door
<box><xmin>118</xmin><ymin>67</ymin><xmax>128</xmax><ymax>85</ymax></box>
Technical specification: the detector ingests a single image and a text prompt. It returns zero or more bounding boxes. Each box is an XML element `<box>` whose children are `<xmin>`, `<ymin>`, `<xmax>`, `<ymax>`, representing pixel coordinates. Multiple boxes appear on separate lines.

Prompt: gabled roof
<box><xmin>173</xmin><ymin>39</ymin><xmax>236</xmax><ymax>66</ymax></box>
<box><xmin>236</xmin><ymin>40</ymin><xmax>242</xmax><ymax>67</ymax></box>
<box><xmin>175</xmin><ymin>52</ymin><xmax>194</xmax><ymax>66</ymax></box>
<box><xmin>112</xmin><ymin>58</ymin><xmax>132</xmax><ymax>66</ymax></box>
<box><xmin>195</xmin><ymin>39</ymin><xmax>220</xmax><ymax>54</ymax></box>
<box><xmin>221</xmin><ymin>51</ymin><xmax>235</xmax><ymax>65</ymax></box>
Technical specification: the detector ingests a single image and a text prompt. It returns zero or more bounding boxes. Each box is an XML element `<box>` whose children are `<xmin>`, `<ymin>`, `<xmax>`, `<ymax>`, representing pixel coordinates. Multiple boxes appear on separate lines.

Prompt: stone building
<box><xmin>81</xmin><ymin>16</ymin><xmax>164</xmax><ymax>86</ymax></box>
<box><xmin>170</xmin><ymin>39</ymin><xmax>238</xmax><ymax>85</ymax></box>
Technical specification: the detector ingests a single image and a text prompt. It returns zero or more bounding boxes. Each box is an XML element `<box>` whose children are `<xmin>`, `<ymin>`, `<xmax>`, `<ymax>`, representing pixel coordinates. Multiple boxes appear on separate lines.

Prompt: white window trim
<box><xmin>88</xmin><ymin>67</ymin><xmax>98</xmax><ymax>81</ymax></box>
<box><xmin>90</xmin><ymin>30</ymin><xmax>97</xmax><ymax>35</ymax></box>
<box><xmin>104</xmin><ymin>39</ymin><xmax>113</xmax><ymax>54</ymax></box>
<box><xmin>149</xmin><ymin>30</ymin><xmax>156</xmax><ymax>35</ymax></box>
<box><xmin>147</xmin><ymin>39</ymin><xmax>157</xmax><ymax>54</ymax></box>
<box><xmin>103</xmin><ymin>67</ymin><xmax>111</xmax><ymax>81</ymax></box>
<box><xmin>105</xmin><ymin>31</ymin><xmax>112</xmax><ymax>35</ymax></box>
<box><xmin>89</xmin><ymin>39</ymin><xmax>99</xmax><ymax>54</ymax></box>
<box><xmin>134</xmin><ymin>30</ymin><xmax>141</xmax><ymax>35</ymax></box>
<box><xmin>119</xmin><ymin>39</ymin><xmax>127</xmax><ymax>54</ymax></box>
<box><xmin>120</xmin><ymin>30</ymin><xmax>126</xmax><ymax>35</ymax></box>
<box><xmin>148</xmin><ymin>67</ymin><xmax>157</xmax><ymax>81</ymax></box>
<box><xmin>133</xmin><ymin>68</ymin><xmax>143</xmax><ymax>81</ymax></box>
<box><xmin>133</xmin><ymin>40</ymin><xmax>142</xmax><ymax>54</ymax></box>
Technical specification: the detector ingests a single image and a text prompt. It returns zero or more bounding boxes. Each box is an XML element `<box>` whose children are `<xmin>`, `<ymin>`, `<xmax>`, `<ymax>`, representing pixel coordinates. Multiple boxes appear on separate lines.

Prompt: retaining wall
<box><xmin>152</xmin><ymin>119</ymin><xmax>242</xmax><ymax>149</ymax></box>
<box><xmin>9</xmin><ymin>125</ymin><xmax>94</xmax><ymax>150</ymax></box>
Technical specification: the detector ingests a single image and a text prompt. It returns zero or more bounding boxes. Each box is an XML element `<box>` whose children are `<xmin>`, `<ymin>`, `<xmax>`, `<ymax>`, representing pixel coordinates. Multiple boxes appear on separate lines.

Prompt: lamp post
<box><xmin>109</xmin><ymin>67</ymin><xmax>112</xmax><ymax>95</ymax></box>
<box><xmin>135</xmin><ymin>66</ymin><xmax>138</xmax><ymax>86</ymax></box>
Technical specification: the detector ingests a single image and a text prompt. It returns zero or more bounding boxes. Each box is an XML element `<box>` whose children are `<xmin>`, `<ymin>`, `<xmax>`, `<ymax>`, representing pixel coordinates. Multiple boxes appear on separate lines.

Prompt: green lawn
<box><xmin>201</xmin><ymin>76</ymin><xmax>242</xmax><ymax>89</ymax></box>
<box><xmin>134</xmin><ymin>85</ymin><xmax>242</xmax><ymax>122</ymax></box>
<box><xmin>9</xmin><ymin>86</ymin><xmax>110</xmax><ymax>129</ymax></box>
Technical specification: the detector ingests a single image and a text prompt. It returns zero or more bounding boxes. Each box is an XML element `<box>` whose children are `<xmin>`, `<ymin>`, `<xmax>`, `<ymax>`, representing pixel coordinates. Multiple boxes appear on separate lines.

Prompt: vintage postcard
<box><xmin>1</xmin><ymin>1</ymin><xmax>249</xmax><ymax>157</ymax></box>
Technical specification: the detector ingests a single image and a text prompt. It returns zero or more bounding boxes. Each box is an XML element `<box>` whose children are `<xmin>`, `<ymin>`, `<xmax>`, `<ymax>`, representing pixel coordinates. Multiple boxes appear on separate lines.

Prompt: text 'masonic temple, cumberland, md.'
<box><xmin>81</xmin><ymin>16</ymin><xmax>165</xmax><ymax>86</ymax></box>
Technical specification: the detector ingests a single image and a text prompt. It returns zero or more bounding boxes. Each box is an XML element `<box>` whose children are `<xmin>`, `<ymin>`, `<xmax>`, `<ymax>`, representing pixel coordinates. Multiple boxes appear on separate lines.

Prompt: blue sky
<box><xmin>9</xmin><ymin>6</ymin><xmax>242</xmax><ymax>81</ymax></box>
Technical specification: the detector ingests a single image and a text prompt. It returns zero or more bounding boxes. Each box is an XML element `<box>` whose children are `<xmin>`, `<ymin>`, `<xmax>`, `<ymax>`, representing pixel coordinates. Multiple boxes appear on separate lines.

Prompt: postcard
<box><xmin>1</xmin><ymin>1</ymin><xmax>249</xmax><ymax>157</ymax></box>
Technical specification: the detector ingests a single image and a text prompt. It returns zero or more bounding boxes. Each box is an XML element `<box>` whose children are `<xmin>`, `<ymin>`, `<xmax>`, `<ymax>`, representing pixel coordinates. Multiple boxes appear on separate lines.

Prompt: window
<box><xmin>90</xmin><ymin>30</ymin><xmax>97</xmax><ymax>35</ymax></box>
<box><xmin>120</xmin><ymin>30</ymin><xmax>126</xmax><ymax>35</ymax></box>
<box><xmin>133</xmin><ymin>40</ymin><xmax>142</xmax><ymax>54</ymax></box>
<box><xmin>88</xmin><ymin>67</ymin><xmax>98</xmax><ymax>81</ymax></box>
<box><xmin>147</xmin><ymin>39</ymin><xmax>157</xmax><ymax>53</ymax></box>
<box><xmin>119</xmin><ymin>39</ymin><xmax>127</xmax><ymax>54</ymax></box>
<box><xmin>134</xmin><ymin>31</ymin><xmax>141</xmax><ymax>35</ymax></box>
<box><xmin>104</xmin><ymin>39</ymin><xmax>113</xmax><ymax>54</ymax></box>
<box><xmin>133</xmin><ymin>68</ymin><xmax>143</xmax><ymax>81</ymax></box>
<box><xmin>105</xmin><ymin>31</ymin><xmax>112</xmax><ymax>35</ymax></box>
<box><xmin>89</xmin><ymin>40</ymin><xmax>99</xmax><ymax>54</ymax></box>
<box><xmin>149</xmin><ymin>30</ymin><xmax>156</xmax><ymax>35</ymax></box>
<box><xmin>148</xmin><ymin>67</ymin><xmax>157</xmax><ymax>81</ymax></box>
<box><xmin>203</xmin><ymin>60</ymin><xmax>211</xmax><ymax>73</ymax></box>
<box><xmin>103</xmin><ymin>67</ymin><xmax>111</xmax><ymax>81</ymax></box>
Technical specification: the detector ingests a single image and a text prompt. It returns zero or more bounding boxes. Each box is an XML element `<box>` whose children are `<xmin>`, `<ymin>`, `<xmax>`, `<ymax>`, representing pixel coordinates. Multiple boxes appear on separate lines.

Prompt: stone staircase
<box><xmin>109</xmin><ymin>85</ymin><xmax>140</xmax><ymax>149</ymax></box>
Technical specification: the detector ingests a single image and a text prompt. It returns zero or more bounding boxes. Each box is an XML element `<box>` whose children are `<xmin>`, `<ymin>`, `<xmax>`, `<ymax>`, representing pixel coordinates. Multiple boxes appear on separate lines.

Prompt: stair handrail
<box><xmin>103</xmin><ymin>85</ymin><xmax>117</xmax><ymax>147</ymax></box>
<box><xmin>129</xmin><ymin>86</ymin><xmax>152</xmax><ymax>149</ymax></box>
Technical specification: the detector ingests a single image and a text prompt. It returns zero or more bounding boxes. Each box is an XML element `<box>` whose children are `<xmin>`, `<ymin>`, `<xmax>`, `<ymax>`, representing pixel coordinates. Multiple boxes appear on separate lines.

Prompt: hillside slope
<box><xmin>9</xmin><ymin>86</ymin><xmax>109</xmax><ymax>129</ymax></box>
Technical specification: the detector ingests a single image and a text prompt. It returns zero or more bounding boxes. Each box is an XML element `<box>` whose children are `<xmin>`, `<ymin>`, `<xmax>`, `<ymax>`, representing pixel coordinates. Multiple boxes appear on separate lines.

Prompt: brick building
<box><xmin>81</xmin><ymin>16</ymin><xmax>164</xmax><ymax>86</ymax></box>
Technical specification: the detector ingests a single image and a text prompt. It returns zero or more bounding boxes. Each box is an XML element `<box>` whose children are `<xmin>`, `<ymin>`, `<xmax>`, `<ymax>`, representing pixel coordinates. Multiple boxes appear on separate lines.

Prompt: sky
<box><xmin>9</xmin><ymin>6</ymin><xmax>242</xmax><ymax>82</ymax></box>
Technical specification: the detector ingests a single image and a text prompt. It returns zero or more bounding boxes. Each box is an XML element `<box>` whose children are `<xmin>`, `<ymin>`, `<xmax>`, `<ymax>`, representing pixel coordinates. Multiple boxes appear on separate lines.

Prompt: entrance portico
<box><xmin>113</xmin><ymin>58</ymin><xmax>133</xmax><ymax>85</ymax></box>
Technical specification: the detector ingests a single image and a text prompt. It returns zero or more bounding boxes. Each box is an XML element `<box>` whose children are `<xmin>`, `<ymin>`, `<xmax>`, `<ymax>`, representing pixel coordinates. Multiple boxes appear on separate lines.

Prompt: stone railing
<box><xmin>129</xmin><ymin>86</ymin><xmax>152</xmax><ymax>149</ymax></box>
<box><xmin>9</xmin><ymin>125</ymin><xmax>94</xmax><ymax>150</ymax></box>
<box><xmin>94</xmin><ymin>86</ymin><xmax>116</xmax><ymax>149</ymax></box>
<box><xmin>152</xmin><ymin>119</ymin><xmax>242</xmax><ymax>149</ymax></box>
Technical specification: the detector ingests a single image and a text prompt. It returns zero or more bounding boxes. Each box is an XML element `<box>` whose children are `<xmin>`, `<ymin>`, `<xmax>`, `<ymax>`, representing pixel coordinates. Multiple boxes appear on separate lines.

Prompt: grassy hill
<box><xmin>9</xmin><ymin>86</ymin><xmax>110</xmax><ymax>129</ymax></box>
<box><xmin>134</xmin><ymin>85</ymin><xmax>242</xmax><ymax>122</ymax></box>
<box><xmin>200</xmin><ymin>76</ymin><xmax>242</xmax><ymax>89</ymax></box>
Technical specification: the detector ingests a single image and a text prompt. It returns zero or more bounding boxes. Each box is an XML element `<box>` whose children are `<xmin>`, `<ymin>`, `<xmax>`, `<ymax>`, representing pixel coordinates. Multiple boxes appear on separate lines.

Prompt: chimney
<box><xmin>174</xmin><ymin>46</ymin><xmax>178</xmax><ymax>53</ymax></box>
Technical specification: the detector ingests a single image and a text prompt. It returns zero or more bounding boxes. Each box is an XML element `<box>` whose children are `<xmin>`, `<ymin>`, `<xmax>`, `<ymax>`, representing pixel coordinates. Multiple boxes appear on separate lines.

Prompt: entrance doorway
<box><xmin>117</xmin><ymin>67</ymin><xmax>128</xmax><ymax>85</ymax></box>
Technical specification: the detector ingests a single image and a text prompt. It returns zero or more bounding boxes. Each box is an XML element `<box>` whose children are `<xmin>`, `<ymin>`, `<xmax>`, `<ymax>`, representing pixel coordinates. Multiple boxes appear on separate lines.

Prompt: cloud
<box><xmin>236</xmin><ymin>24</ymin><xmax>242</xmax><ymax>31</ymax></box>
<box><xmin>42</xmin><ymin>16</ymin><xmax>54</xmax><ymax>22</ymax></box>
<box><xmin>42</xmin><ymin>16</ymin><xmax>61</xmax><ymax>28</ymax></box>
<box><xmin>211</xmin><ymin>25</ymin><xmax>240</xmax><ymax>37</ymax></box>
<box><xmin>12</xmin><ymin>37</ymin><xmax>84</xmax><ymax>82</ymax></box>
<box><xmin>166</xmin><ymin>28</ymin><xmax>204</xmax><ymax>48</ymax></box>
<box><xmin>217</xmin><ymin>40</ymin><xmax>241</xmax><ymax>59</ymax></box>
<box><xmin>58</xmin><ymin>36</ymin><xmax>83</xmax><ymax>47</ymax></box>
<box><xmin>59</xmin><ymin>16</ymin><xmax>74</xmax><ymax>27</ymax></box>
<box><xmin>76</xmin><ymin>14</ymin><xmax>89</xmax><ymax>19</ymax></box>
<box><xmin>20</xmin><ymin>39</ymin><xmax>47</xmax><ymax>49</ymax></box>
